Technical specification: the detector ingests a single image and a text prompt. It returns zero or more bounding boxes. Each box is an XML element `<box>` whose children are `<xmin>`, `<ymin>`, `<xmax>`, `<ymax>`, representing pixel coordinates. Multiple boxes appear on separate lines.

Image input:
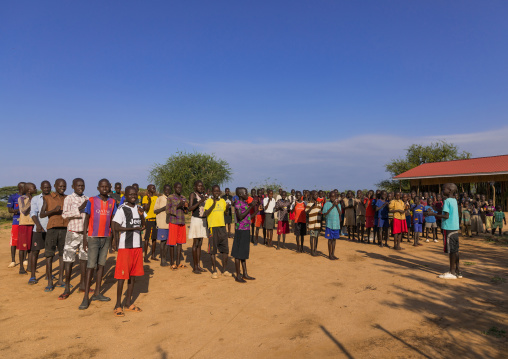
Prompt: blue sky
<box><xmin>1</xmin><ymin>1</ymin><xmax>507</xmax><ymax>195</ymax></box>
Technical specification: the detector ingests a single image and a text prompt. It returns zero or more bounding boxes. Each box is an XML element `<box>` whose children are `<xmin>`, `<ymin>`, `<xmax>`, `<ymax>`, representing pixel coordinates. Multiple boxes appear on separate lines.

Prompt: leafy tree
<box><xmin>0</xmin><ymin>186</ymin><xmax>17</xmax><ymax>202</ymax></box>
<box><xmin>249</xmin><ymin>177</ymin><xmax>284</xmax><ymax>192</ymax></box>
<box><xmin>148</xmin><ymin>151</ymin><xmax>232</xmax><ymax>197</ymax></box>
<box><xmin>377</xmin><ymin>141</ymin><xmax>471</xmax><ymax>192</ymax></box>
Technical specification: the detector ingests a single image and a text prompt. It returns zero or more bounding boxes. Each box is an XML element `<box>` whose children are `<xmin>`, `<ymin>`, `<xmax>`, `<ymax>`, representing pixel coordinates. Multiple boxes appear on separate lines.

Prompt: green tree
<box><xmin>148</xmin><ymin>151</ymin><xmax>232</xmax><ymax>197</ymax></box>
<box><xmin>249</xmin><ymin>177</ymin><xmax>284</xmax><ymax>192</ymax></box>
<box><xmin>0</xmin><ymin>186</ymin><xmax>17</xmax><ymax>202</ymax></box>
<box><xmin>377</xmin><ymin>141</ymin><xmax>471</xmax><ymax>192</ymax></box>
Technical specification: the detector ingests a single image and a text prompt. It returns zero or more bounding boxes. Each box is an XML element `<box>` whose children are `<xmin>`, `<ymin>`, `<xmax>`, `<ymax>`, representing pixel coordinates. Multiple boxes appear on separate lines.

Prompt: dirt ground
<box><xmin>0</xmin><ymin>225</ymin><xmax>507</xmax><ymax>359</ymax></box>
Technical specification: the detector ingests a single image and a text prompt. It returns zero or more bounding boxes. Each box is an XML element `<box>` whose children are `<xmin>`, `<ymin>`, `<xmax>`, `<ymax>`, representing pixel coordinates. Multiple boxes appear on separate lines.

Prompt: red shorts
<box><xmin>114</xmin><ymin>248</ymin><xmax>144</xmax><ymax>280</ymax></box>
<box><xmin>17</xmin><ymin>225</ymin><xmax>33</xmax><ymax>250</ymax></box>
<box><xmin>392</xmin><ymin>218</ymin><xmax>408</xmax><ymax>234</ymax></box>
<box><xmin>365</xmin><ymin>216</ymin><xmax>375</xmax><ymax>228</ymax></box>
<box><xmin>255</xmin><ymin>214</ymin><xmax>265</xmax><ymax>228</ymax></box>
<box><xmin>289</xmin><ymin>211</ymin><xmax>295</xmax><ymax>221</ymax></box>
<box><xmin>277</xmin><ymin>221</ymin><xmax>289</xmax><ymax>235</ymax></box>
<box><xmin>10</xmin><ymin>224</ymin><xmax>19</xmax><ymax>246</ymax></box>
<box><xmin>250</xmin><ymin>208</ymin><xmax>256</xmax><ymax>224</ymax></box>
<box><xmin>168</xmin><ymin>223</ymin><xmax>186</xmax><ymax>245</ymax></box>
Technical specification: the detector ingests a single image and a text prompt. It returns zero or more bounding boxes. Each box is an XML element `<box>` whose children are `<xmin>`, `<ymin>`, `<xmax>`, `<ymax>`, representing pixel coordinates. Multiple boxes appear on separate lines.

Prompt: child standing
<box><xmin>204</xmin><ymin>185</ymin><xmax>231</xmax><ymax>278</ymax></box>
<box><xmin>293</xmin><ymin>191</ymin><xmax>307</xmax><ymax>253</ymax></box>
<box><xmin>306</xmin><ymin>191</ymin><xmax>323</xmax><ymax>256</ymax></box>
<box><xmin>389</xmin><ymin>191</ymin><xmax>407</xmax><ymax>250</ymax></box>
<box><xmin>232</xmin><ymin>187</ymin><xmax>258</xmax><ymax>283</ymax></box>
<box><xmin>263</xmin><ymin>190</ymin><xmax>276</xmax><ymax>247</ymax></box>
<box><xmin>41</xmin><ymin>178</ymin><xmax>68</xmax><ymax>291</ymax></box>
<box><xmin>222</xmin><ymin>188</ymin><xmax>234</xmax><ymax>238</ymax></box>
<box><xmin>29</xmin><ymin>180</ymin><xmax>51</xmax><ymax>284</ymax></box>
<box><xmin>17</xmin><ymin>183</ymin><xmax>36</xmax><ymax>274</ymax></box>
<box><xmin>355</xmin><ymin>190</ymin><xmax>366</xmax><ymax>242</ymax></box>
<box><xmin>7</xmin><ymin>182</ymin><xmax>25</xmax><ymax>268</ymax></box>
<box><xmin>59</xmin><ymin>178</ymin><xmax>88</xmax><ymax>300</ymax></box>
<box><xmin>424</xmin><ymin>198</ymin><xmax>439</xmax><ymax>242</ymax></box>
<box><xmin>412</xmin><ymin>196</ymin><xmax>424</xmax><ymax>247</ymax></box>
<box><xmin>430</xmin><ymin>183</ymin><xmax>461</xmax><ymax>279</ymax></box>
<box><xmin>460</xmin><ymin>202</ymin><xmax>472</xmax><ymax>237</ymax></box>
<box><xmin>274</xmin><ymin>191</ymin><xmax>290</xmax><ymax>250</ymax></box>
<box><xmin>375</xmin><ymin>191</ymin><xmax>390</xmax><ymax>247</ymax></box>
<box><xmin>492</xmin><ymin>205</ymin><xmax>506</xmax><ymax>236</ymax></box>
<box><xmin>166</xmin><ymin>182</ymin><xmax>188</xmax><ymax>270</ymax></box>
<box><xmin>142</xmin><ymin>184</ymin><xmax>158</xmax><ymax>262</ymax></box>
<box><xmin>343</xmin><ymin>191</ymin><xmax>356</xmax><ymax>241</ymax></box>
<box><xmin>79</xmin><ymin>179</ymin><xmax>117</xmax><ymax>310</ymax></box>
<box><xmin>154</xmin><ymin>184</ymin><xmax>171</xmax><ymax>267</ymax></box>
<box><xmin>188</xmin><ymin>181</ymin><xmax>208</xmax><ymax>274</ymax></box>
<box><xmin>322</xmin><ymin>192</ymin><xmax>341</xmax><ymax>260</ymax></box>
<box><xmin>112</xmin><ymin>186</ymin><xmax>145</xmax><ymax>317</ymax></box>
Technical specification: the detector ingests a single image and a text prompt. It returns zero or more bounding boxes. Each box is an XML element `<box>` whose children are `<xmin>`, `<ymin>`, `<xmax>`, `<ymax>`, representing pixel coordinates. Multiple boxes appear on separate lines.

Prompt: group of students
<box><xmin>5</xmin><ymin>179</ymin><xmax>505</xmax><ymax>316</ymax></box>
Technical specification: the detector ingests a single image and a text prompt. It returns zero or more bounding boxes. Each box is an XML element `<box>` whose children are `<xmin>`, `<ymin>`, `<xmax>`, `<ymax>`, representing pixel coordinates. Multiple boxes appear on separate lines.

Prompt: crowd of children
<box><xmin>5</xmin><ymin>179</ymin><xmax>506</xmax><ymax>315</ymax></box>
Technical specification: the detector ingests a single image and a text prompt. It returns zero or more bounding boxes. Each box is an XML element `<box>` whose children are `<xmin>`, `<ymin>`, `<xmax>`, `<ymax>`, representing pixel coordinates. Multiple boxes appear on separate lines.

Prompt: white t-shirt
<box><xmin>263</xmin><ymin>197</ymin><xmax>276</xmax><ymax>213</ymax></box>
<box><xmin>113</xmin><ymin>204</ymin><xmax>142</xmax><ymax>249</ymax></box>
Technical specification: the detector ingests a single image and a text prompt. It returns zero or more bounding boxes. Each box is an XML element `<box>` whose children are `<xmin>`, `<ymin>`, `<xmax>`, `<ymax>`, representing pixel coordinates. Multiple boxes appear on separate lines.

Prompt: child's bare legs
<box><xmin>176</xmin><ymin>244</ymin><xmax>184</xmax><ymax>267</ymax></box>
<box><xmin>115</xmin><ymin>278</ymin><xmax>136</xmax><ymax>310</ymax></box>
<box><xmin>234</xmin><ymin>258</ymin><xmax>246</xmax><ymax>283</ymax></box>
<box><xmin>413</xmin><ymin>232</ymin><xmax>419</xmax><ymax>246</ymax></box>
<box><xmin>267</xmin><ymin>229</ymin><xmax>273</xmax><ymax>247</ymax></box>
<box><xmin>327</xmin><ymin>239</ymin><xmax>333</xmax><ymax>259</ymax></box>
<box><xmin>191</xmin><ymin>238</ymin><xmax>202</xmax><ymax>273</ymax></box>
<box><xmin>296</xmin><ymin>235</ymin><xmax>301</xmax><ymax>253</ymax></box>
<box><xmin>168</xmin><ymin>245</ymin><xmax>175</xmax><ymax>267</ymax></box>
<box><xmin>45</xmin><ymin>255</ymin><xmax>54</xmax><ymax>288</ymax></box>
<box><xmin>150</xmin><ymin>239</ymin><xmax>157</xmax><ymax>260</ymax></box>
<box><xmin>309</xmin><ymin>236</ymin><xmax>315</xmax><ymax>256</ymax></box>
<box><xmin>226</xmin><ymin>223</ymin><xmax>231</xmax><ymax>238</ymax></box>
<box><xmin>250</xmin><ymin>224</ymin><xmax>255</xmax><ymax>242</ymax></box>
<box><xmin>314</xmin><ymin>236</ymin><xmax>319</xmax><ymax>255</ymax></box>
<box><xmin>254</xmin><ymin>228</ymin><xmax>260</xmax><ymax>245</ymax></box>
<box><xmin>449</xmin><ymin>252</ymin><xmax>460</xmax><ymax>275</ymax></box>
<box><xmin>221</xmin><ymin>253</ymin><xmax>229</xmax><ymax>273</ymax></box>
<box><xmin>18</xmin><ymin>250</ymin><xmax>27</xmax><ymax>274</ymax></box>
<box><xmin>10</xmin><ymin>246</ymin><xmax>16</xmax><ymax>264</ymax></box>
<box><xmin>211</xmin><ymin>254</ymin><xmax>217</xmax><ymax>273</ymax></box>
<box><xmin>241</xmin><ymin>259</ymin><xmax>255</xmax><ymax>280</ymax></box>
<box><xmin>262</xmin><ymin>228</ymin><xmax>267</xmax><ymax>244</ymax></box>
<box><xmin>300</xmin><ymin>235</ymin><xmax>305</xmax><ymax>253</ymax></box>
<box><xmin>160</xmin><ymin>241</ymin><xmax>168</xmax><ymax>266</ymax></box>
<box><xmin>383</xmin><ymin>228</ymin><xmax>389</xmax><ymax>247</ymax></box>
<box><xmin>30</xmin><ymin>249</ymin><xmax>41</xmax><ymax>281</ymax></box>
<box><xmin>56</xmin><ymin>255</ymin><xmax>65</xmax><ymax>286</ymax></box>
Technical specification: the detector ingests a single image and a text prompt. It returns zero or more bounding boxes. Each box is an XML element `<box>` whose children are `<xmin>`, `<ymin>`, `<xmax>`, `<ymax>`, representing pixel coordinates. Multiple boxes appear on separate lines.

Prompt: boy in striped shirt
<box><xmin>305</xmin><ymin>191</ymin><xmax>322</xmax><ymax>256</ymax></box>
<box><xmin>112</xmin><ymin>186</ymin><xmax>145</xmax><ymax>317</ymax></box>
<box><xmin>79</xmin><ymin>179</ymin><xmax>117</xmax><ymax>310</ymax></box>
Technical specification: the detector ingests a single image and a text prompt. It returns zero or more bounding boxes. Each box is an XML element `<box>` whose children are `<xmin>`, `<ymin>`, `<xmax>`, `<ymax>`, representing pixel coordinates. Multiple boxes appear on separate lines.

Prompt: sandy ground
<box><xmin>0</xmin><ymin>225</ymin><xmax>507</xmax><ymax>359</ymax></box>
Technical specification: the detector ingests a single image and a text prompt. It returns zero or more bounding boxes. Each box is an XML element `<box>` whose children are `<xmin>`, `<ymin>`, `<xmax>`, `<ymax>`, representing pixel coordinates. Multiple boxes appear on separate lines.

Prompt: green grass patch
<box><xmin>464</xmin><ymin>261</ymin><xmax>476</xmax><ymax>266</ymax></box>
<box><xmin>490</xmin><ymin>276</ymin><xmax>507</xmax><ymax>284</ymax></box>
<box><xmin>481</xmin><ymin>326</ymin><xmax>506</xmax><ymax>338</ymax></box>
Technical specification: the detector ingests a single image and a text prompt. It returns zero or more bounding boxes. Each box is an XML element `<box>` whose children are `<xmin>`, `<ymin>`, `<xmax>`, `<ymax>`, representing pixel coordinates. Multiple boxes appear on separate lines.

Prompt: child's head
<box><xmin>40</xmin><ymin>180</ymin><xmax>51</xmax><ymax>195</ymax></box>
<box><xmin>488</xmin><ymin>199</ymin><xmax>493</xmax><ymax>205</ymax></box>
<box><xmin>311</xmin><ymin>190</ymin><xmax>318</xmax><ymax>200</ymax></box>
<box><xmin>329</xmin><ymin>191</ymin><xmax>336</xmax><ymax>202</ymax></box>
<box><xmin>236</xmin><ymin>187</ymin><xmax>248</xmax><ymax>200</ymax></box>
<box><xmin>212</xmin><ymin>185</ymin><xmax>220</xmax><ymax>199</ymax></box>
<box><xmin>124</xmin><ymin>186</ymin><xmax>138</xmax><ymax>205</ymax></box>
<box><xmin>281</xmin><ymin>191</ymin><xmax>287</xmax><ymax>200</ymax></box>
<box><xmin>296</xmin><ymin>190</ymin><xmax>302</xmax><ymax>199</ymax></box>
<box><xmin>132</xmin><ymin>183</ymin><xmax>139</xmax><ymax>192</ymax></box>
<box><xmin>251</xmin><ymin>188</ymin><xmax>256</xmax><ymax>196</ymax></box>
<box><xmin>225</xmin><ymin>188</ymin><xmax>230</xmax><ymax>195</ymax></box>
<box><xmin>147</xmin><ymin>184</ymin><xmax>156</xmax><ymax>194</ymax></box>
<box><xmin>402</xmin><ymin>193</ymin><xmax>408</xmax><ymax>202</ymax></box>
<box><xmin>17</xmin><ymin>181</ymin><xmax>26</xmax><ymax>193</ymax></box>
<box><xmin>427</xmin><ymin>197</ymin><xmax>434</xmax><ymax>206</ymax></box>
<box><xmin>318</xmin><ymin>190</ymin><xmax>323</xmax><ymax>198</ymax></box>
<box><xmin>381</xmin><ymin>190</ymin><xmax>387</xmax><ymax>200</ymax></box>
<box><xmin>97</xmin><ymin>179</ymin><xmax>110</xmax><ymax>196</ymax></box>
<box><xmin>442</xmin><ymin>183</ymin><xmax>457</xmax><ymax>198</ymax></box>
<box><xmin>267</xmin><ymin>189</ymin><xmax>273</xmax><ymax>199</ymax></box>
<box><xmin>367</xmin><ymin>190</ymin><xmax>374</xmax><ymax>199</ymax></box>
<box><xmin>423</xmin><ymin>191</ymin><xmax>428</xmax><ymax>199</ymax></box>
<box><xmin>279</xmin><ymin>188</ymin><xmax>283</xmax><ymax>195</ymax></box>
<box><xmin>495</xmin><ymin>205</ymin><xmax>502</xmax><ymax>211</ymax></box>
<box><xmin>257</xmin><ymin>189</ymin><xmax>262</xmax><ymax>196</ymax></box>
<box><xmin>163</xmin><ymin>184</ymin><xmax>172</xmax><ymax>196</ymax></box>
<box><xmin>54</xmin><ymin>178</ymin><xmax>67</xmax><ymax>195</ymax></box>
<box><xmin>72</xmin><ymin>178</ymin><xmax>85</xmax><ymax>195</ymax></box>
<box><xmin>174</xmin><ymin>182</ymin><xmax>183</xmax><ymax>195</ymax></box>
<box><xmin>24</xmin><ymin>182</ymin><xmax>36</xmax><ymax>195</ymax></box>
<box><xmin>114</xmin><ymin>182</ymin><xmax>122</xmax><ymax>194</ymax></box>
<box><xmin>291</xmin><ymin>189</ymin><xmax>295</xmax><ymax>195</ymax></box>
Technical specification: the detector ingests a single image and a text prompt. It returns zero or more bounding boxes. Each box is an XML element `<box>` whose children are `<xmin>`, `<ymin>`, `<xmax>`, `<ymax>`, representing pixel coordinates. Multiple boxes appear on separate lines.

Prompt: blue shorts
<box><xmin>414</xmin><ymin>223</ymin><xmax>423</xmax><ymax>233</ymax></box>
<box><xmin>378</xmin><ymin>218</ymin><xmax>390</xmax><ymax>228</ymax></box>
<box><xmin>324</xmin><ymin>228</ymin><xmax>341</xmax><ymax>240</ymax></box>
<box><xmin>157</xmin><ymin>229</ymin><xmax>169</xmax><ymax>241</ymax></box>
<box><xmin>406</xmin><ymin>216</ymin><xmax>412</xmax><ymax>227</ymax></box>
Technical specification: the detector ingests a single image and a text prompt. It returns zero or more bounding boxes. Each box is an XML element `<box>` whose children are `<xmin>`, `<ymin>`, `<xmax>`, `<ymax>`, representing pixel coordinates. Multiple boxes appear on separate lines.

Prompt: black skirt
<box><xmin>231</xmin><ymin>230</ymin><xmax>251</xmax><ymax>260</ymax></box>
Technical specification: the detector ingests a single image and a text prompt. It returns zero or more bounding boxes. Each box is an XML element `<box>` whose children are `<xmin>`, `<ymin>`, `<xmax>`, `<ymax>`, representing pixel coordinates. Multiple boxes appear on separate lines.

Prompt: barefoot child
<box><xmin>142</xmin><ymin>184</ymin><xmax>158</xmax><ymax>262</ymax></box>
<box><xmin>222</xmin><ymin>188</ymin><xmax>233</xmax><ymax>238</ymax></box>
<box><xmin>250</xmin><ymin>189</ymin><xmax>257</xmax><ymax>241</ymax></box>
<box><xmin>79</xmin><ymin>179</ymin><xmax>117</xmax><ymax>309</ymax></box>
<box><xmin>322</xmin><ymin>192</ymin><xmax>341</xmax><ymax>260</ymax></box>
<box><xmin>365</xmin><ymin>190</ymin><xmax>376</xmax><ymax>244</ymax></box>
<box><xmin>343</xmin><ymin>191</ymin><xmax>356</xmax><ymax>241</ymax></box>
<box><xmin>154</xmin><ymin>184</ymin><xmax>171</xmax><ymax>266</ymax></box>
<box><xmin>29</xmin><ymin>180</ymin><xmax>51</xmax><ymax>284</ymax></box>
<box><xmin>306</xmin><ymin>191</ymin><xmax>322</xmax><ymax>256</ymax></box>
<box><xmin>389</xmin><ymin>191</ymin><xmax>407</xmax><ymax>250</ymax></box>
<box><xmin>412</xmin><ymin>196</ymin><xmax>424</xmax><ymax>247</ymax></box>
<box><xmin>254</xmin><ymin>189</ymin><xmax>265</xmax><ymax>245</ymax></box>
<box><xmin>41</xmin><ymin>179</ymin><xmax>68</xmax><ymax>291</ymax></box>
<box><xmin>429</xmin><ymin>183</ymin><xmax>461</xmax><ymax>279</ymax></box>
<box><xmin>424</xmin><ymin>198</ymin><xmax>438</xmax><ymax>242</ymax></box>
<box><xmin>355</xmin><ymin>190</ymin><xmax>366</xmax><ymax>242</ymax></box>
<box><xmin>59</xmin><ymin>178</ymin><xmax>88</xmax><ymax>300</ymax></box>
<box><xmin>492</xmin><ymin>205</ymin><xmax>506</xmax><ymax>236</ymax></box>
<box><xmin>375</xmin><ymin>191</ymin><xmax>390</xmax><ymax>247</ymax></box>
<box><xmin>232</xmin><ymin>188</ymin><xmax>258</xmax><ymax>283</ymax></box>
<box><xmin>263</xmin><ymin>190</ymin><xmax>276</xmax><ymax>247</ymax></box>
<box><xmin>274</xmin><ymin>191</ymin><xmax>290</xmax><ymax>250</ymax></box>
<box><xmin>17</xmin><ymin>183</ymin><xmax>36</xmax><ymax>274</ymax></box>
<box><xmin>112</xmin><ymin>186</ymin><xmax>145</xmax><ymax>317</ymax></box>
<box><xmin>293</xmin><ymin>191</ymin><xmax>307</xmax><ymax>253</ymax></box>
<box><xmin>7</xmin><ymin>182</ymin><xmax>25</xmax><ymax>268</ymax></box>
<box><xmin>166</xmin><ymin>182</ymin><xmax>188</xmax><ymax>270</ymax></box>
<box><xmin>188</xmin><ymin>181</ymin><xmax>208</xmax><ymax>274</ymax></box>
<box><xmin>204</xmin><ymin>185</ymin><xmax>231</xmax><ymax>278</ymax></box>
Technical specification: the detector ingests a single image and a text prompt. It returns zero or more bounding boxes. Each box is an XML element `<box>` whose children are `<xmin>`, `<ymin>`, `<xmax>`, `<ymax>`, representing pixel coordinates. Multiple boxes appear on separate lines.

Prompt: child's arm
<box><xmin>154</xmin><ymin>197</ymin><xmax>166</xmax><ymax>215</ymax></box>
<box><xmin>305</xmin><ymin>201</ymin><xmax>317</xmax><ymax>214</ymax></box>
<box><xmin>40</xmin><ymin>198</ymin><xmax>62</xmax><ymax>218</ymax></box>
<box><xmin>83</xmin><ymin>213</ymin><xmax>90</xmax><ymax>251</ymax></box>
<box><xmin>19</xmin><ymin>197</ymin><xmax>31</xmax><ymax>216</ymax></box>
<box><xmin>143</xmin><ymin>195</ymin><xmax>151</xmax><ymax>213</ymax></box>
<box><xmin>202</xmin><ymin>198</ymin><xmax>217</xmax><ymax>217</ymax></box>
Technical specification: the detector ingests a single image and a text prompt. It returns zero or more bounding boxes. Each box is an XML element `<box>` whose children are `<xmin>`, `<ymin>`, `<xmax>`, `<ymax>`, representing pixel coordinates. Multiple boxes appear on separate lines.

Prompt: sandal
<box><xmin>177</xmin><ymin>264</ymin><xmax>187</xmax><ymax>269</ymax></box>
<box><xmin>28</xmin><ymin>277</ymin><xmax>38</xmax><ymax>285</ymax></box>
<box><xmin>114</xmin><ymin>307</ymin><xmax>125</xmax><ymax>317</ymax></box>
<box><xmin>125</xmin><ymin>305</ymin><xmax>142</xmax><ymax>313</ymax></box>
<box><xmin>58</xmin><ymin>293</ymin><xmax>70</xmax><ymax>300</ymax></box>
<box><xmin>170</xmin><ymin>265</ymin><xmax>178</xmax><ymax>270</ymax></box>
<box><xmin>78</xmin><ymin>288</ymin><xmax>94</xmax><ymax>294</ymax></box>
<box><xmin>44</xmin><ymin>286</ymin><xmax>54</xmax><ymax>292</ymax></box>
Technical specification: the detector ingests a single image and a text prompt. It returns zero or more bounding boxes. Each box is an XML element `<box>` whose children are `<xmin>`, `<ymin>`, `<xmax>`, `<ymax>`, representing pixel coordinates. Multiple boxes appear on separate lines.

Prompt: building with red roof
<box><xmin>393</xmin><ymin>154</ymin><xmax>508</xmax><ymax>209</ymax></box>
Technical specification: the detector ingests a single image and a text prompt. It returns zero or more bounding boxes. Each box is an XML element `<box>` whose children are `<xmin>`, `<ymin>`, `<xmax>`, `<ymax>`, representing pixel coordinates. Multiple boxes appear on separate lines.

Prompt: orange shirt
<box><xmin>294</xmin><ymin>202</ymin><xmax>307</xmax><ymax>223</ymax></box>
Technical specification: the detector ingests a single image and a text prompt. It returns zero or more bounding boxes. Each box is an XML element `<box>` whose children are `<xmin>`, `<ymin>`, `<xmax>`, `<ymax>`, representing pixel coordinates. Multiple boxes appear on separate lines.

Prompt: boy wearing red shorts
<box><xmin>112</xmin><ymin>186</ymin><xmax>145</xmax><ymax>317</ymax></box>
<box><xmin>166</xmin><ymin>182</ymin><xmax>188</xmax><ymax>270</ymax></box>
<box><xmin>389</xmin><ymin>191</ymin><xmax>407</xmax><ymax>250</ymax></box>
<box><xmin>7</xmin><ymin>182</ymin><xmax>25</xmax><ymax>268</ymax></box>
<box><xmin>18</xmin><ymin>183</ymin><xmax>36</xmax><ymax>274</ymax></box>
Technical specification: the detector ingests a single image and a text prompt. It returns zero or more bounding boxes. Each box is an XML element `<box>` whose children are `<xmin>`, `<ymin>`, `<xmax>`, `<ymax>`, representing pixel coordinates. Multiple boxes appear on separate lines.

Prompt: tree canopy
<box><xmin>377</xmin><ymin>141</ymin><xmax>471</xmax><ymax>192</ymax></box>
<box><xmin>148</xmin><ymin>151</ymin><xmax>232</xmax><ymax>197</ymax></box>
<box><xmin>0</xmin><ymin>186</ymin><xmax>18</xmax><ymax>202</ymax></box>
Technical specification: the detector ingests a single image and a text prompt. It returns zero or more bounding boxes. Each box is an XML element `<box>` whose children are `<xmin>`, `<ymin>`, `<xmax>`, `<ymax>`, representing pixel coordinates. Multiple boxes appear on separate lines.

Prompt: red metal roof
<box><xmin>393</xmin><ymin>154</ymin><xmax>508</xmax><ymax>179</ymax></box>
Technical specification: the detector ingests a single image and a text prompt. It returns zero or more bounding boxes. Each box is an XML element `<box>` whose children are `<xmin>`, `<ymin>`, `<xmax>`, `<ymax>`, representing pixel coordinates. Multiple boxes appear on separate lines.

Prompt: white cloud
<box><xmin>195</xmin><ymin>126</ymin><xmax>508</xmax><ymax>190</ymax></box>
